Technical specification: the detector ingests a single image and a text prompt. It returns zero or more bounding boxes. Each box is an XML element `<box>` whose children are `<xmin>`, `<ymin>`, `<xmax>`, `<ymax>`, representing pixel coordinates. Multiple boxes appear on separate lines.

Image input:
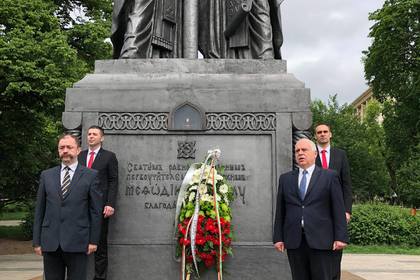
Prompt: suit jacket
<box><xmin>316</xmin><ymin>147</ymin><xmax>352</xmax><ymax>213</ymax></box>
<box><xmin>273</xmin><ymin>166</ymin><xmax>348</xmax><ymax>250</ymax></box>
<box><xmin>33</xmin><ymin>164</ymin><xmax>102</xmax><ymax>252</ymax></box>
<box><xmin>79</xmin><ymin>148</ymin><xmax>118</xmax><ymax>208</ymax></box>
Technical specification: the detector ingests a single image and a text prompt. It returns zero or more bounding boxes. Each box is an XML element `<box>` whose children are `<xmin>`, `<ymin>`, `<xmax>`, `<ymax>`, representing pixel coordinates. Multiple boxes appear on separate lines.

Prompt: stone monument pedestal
<box><xmin>63</xmin><ymin>59</ymin><xmax>311</xmax><ymax>280</ymax></box>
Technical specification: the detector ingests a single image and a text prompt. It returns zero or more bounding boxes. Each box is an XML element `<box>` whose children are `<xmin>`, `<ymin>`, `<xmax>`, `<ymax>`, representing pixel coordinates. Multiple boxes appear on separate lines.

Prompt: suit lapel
<box><xmin>54</xmin><ymin>166</ymin><xmax>62</xmax><ymax>199</ymax></box>
<box><xmin>291</xmin><ymin>170</ymin><xmax>301</xmax><ymax>200</ymax></box>
<box><xmin>91</xmin><ymin>148</ymin><xmax>103</xmax><ymax>169</ymax></box>
<box><xmin>328</xmin><ymin>148</ymin><xmax>336</xmax><ymax>169</ymax></box>
<box><xmin>304</xmin><ymin>167</ymin><xmax>321</xmax><ymax>200</ymax></box>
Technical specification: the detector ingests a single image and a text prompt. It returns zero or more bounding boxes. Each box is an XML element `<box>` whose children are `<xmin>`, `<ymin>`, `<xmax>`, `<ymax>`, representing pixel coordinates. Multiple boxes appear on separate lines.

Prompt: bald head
<box><xmin>295</xmin><ymin>139</ymin><xmax>317</xmax><ymax>169</ymax></box>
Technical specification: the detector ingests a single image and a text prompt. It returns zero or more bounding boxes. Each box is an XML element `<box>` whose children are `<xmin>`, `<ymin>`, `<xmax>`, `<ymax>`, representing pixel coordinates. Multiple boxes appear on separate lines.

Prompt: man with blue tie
<box><xmin>33</xmin><ymin>133</ymin><xmax>102</xmax><ymax>280</ymax></box>
<box><xmin>273</xmin><ymin>138</ymin><xmax>348</xmax><ymax>280</ymax></box>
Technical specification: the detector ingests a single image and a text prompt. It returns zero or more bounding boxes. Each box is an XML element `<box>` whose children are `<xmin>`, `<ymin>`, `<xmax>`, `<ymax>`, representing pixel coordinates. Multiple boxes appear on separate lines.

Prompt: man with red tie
<box><xmin>79</xmin><ymin>126</ymin><xmax>118</xmax><ymax>280</ymax></box>
<box><xmin>314</xmin><ymin>123</ymin><xmax>352</xmax><ymax>280</ymax></box>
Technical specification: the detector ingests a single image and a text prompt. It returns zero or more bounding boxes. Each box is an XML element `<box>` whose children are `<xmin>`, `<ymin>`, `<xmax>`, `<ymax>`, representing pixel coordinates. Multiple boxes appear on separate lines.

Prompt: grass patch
<box><xmin>0</xmin><ymin>211</ymin><xmax>27</xmax><ymax>220</ymax></box>
<box><xmin>0</xmin><ymin>226</ymin><xmax>27</xmax><ymax>240</ymax></box>
<box><xmin>345</xmin><ymin>245</ymin><xmax>420</xmax><ymax>255</ymax></box>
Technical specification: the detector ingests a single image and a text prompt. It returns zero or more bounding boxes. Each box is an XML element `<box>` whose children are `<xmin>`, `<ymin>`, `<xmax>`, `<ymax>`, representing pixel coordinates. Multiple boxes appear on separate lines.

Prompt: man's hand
<box><xmin>345</xmin><ymin>212</ymin><xmax>351</xmax><ymax>223</ymax></box>
<box><xmin>86</xmin><ymin>244</ymin><xmax>98</xmax><ymax>255</ymax></box>
<box><xmin>103</xmin><ymin>206</ymin><xmax>115</xmax><ymax>218</ymax></box>
<box><xmin>333</xmin><ymin>241</ymin><xmax>347</xmax><ymax>251</ymax></box>
<box><xmin>274</xmin><ymin>242</ymin><xmax>285</xmax><ymax>252</ymax></box>
<box><xmin>34</xmin><ymin>246</ymin><xmax>42</xmax><ymax>256</ymax></box>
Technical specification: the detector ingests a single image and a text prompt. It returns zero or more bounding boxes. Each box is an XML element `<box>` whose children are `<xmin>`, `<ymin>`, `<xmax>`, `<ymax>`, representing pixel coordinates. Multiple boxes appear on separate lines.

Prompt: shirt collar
<box><xmin>88</xmin><ymin>146</ymin><xmax>101</xmax><ymax>155</ymax></box>
<box><xmin>317</xmin><ymin>144</ymin><xmax>330</xmax><ymax>154</ymax></box>
<box><xmin>299</xmin><ymin>164</ymin><xmax>315</xmax><ymax>175</ymax></box>
<box><xmin>61</xmin><ymin>161</ymin><xmax>78</xmax><ymax>172</ymax></box>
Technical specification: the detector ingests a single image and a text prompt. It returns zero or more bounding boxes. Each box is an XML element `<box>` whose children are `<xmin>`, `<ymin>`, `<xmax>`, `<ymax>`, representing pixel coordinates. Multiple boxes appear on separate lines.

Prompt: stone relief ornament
<box><xmin>99</xmin><ymin>112</ymin><xmax>276</xmax><ymax>132</ymax></box>
<box><xmin>177</xmin><ymin>141</ymin><xmax>197</xmax><ymax>159</ymax></box>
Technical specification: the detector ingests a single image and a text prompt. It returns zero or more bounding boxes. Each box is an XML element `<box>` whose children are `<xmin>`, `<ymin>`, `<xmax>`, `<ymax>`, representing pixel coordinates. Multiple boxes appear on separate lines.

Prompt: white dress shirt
<box><xmin>61</xmin><ymin>161</ymin><xmax>78</xmax><ymax>184</ymax></box>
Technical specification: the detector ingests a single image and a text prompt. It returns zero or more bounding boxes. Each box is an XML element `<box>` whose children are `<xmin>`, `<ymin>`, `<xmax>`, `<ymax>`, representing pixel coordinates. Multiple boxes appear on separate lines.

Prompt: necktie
<box><xmin>87</xmin><ymin>151</ymin><xmax>95</xmax><ymax>168</ymax></box>
<box><xmin>61</xmin><ymin>166</ymin><xmax>71</xmax><ymax>198</ymax></box>
<box><xmin>299</xmin><ymin>170</ymin><xmax>308</xmax><ymax>200</ymax></box>
<box><xmin>321</xmin><ymin>149</ymin><xmax>328</xmax><ymax>169</ymax></box>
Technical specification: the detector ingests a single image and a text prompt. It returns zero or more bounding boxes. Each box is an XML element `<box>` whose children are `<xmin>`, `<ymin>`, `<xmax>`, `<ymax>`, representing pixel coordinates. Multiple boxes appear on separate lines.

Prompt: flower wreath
<box><xmin>175</xmin><ymin>149</ymin><xmax>235</xmax><ymax>280</ymax></box>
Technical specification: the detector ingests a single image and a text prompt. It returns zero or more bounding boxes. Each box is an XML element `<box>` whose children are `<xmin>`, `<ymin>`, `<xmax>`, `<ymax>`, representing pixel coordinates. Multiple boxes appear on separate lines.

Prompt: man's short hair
<box><xmin>314</xmin><ymin>123</ymin><xmax>332</xmax><ymax>131</ymax></box>
<box><xmin>88</xmin><ymin>125</ymin><xmax>104</xmax><ymax>136</ymax></box>
<box><xmin>57</xmin><ymin>133</ymin><xmax>80</xmax><ymax>147</ymax></box>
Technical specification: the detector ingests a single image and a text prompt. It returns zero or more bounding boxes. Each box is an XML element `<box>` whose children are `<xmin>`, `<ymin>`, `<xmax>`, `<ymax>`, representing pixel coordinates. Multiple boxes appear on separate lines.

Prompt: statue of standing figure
<box><xmin>111</xmin><ymin>0</ymin><xmax>283</xmax><ymax>59</ymax></box>
<box><xmin>111</xmin><ymin>0</ymin><xmax>183</xmax><ymax>58</ymax></box>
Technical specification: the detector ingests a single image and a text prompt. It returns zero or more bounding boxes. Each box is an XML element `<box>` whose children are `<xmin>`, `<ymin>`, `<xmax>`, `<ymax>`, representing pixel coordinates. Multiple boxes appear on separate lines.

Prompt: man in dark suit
<box><xmin>315</xmin><ymin>123</ymin><xmax>352</xmax><ymax>280</ymax></box>
<box><xmin>79</xmin><ymin>125</ymin><xmax>118</xmax><ymax>280</ymax></box>
<box><xmin>273</xmin><ymin>138</ymin><xmax>348</xmax><ymax>280</ymax></box>
<box><xmin>33</xmin><ymin>133</ymin><xmax>102</xmax><ymax>280</ymax></box>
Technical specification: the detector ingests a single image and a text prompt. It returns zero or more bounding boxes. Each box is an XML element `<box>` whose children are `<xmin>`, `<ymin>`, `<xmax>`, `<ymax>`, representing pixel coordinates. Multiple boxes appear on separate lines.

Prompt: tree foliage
<box><xmin>311</xmin><ymin>96</ymin><xmax>390</xmax><ymax>202</ymax></box>
<box><xmin>0</xmin><ymin>0</ymin><xmax>113</xmax><ymax>210</ymax></box>
<box><xmin>364</xmin><ymin>0</ymin><xmax>419</xmax><ymax>207</ymax></box>
<box><xmin>364</xmin><ymin>0</ymin><xmax>420</xmax><ymax>167</ymax></box>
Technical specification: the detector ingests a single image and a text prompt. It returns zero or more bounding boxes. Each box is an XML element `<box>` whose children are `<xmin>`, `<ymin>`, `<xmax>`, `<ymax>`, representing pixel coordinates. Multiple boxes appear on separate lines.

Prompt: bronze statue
<box><xmin>111</xmin><ymin>0</ymin><xmax>182</xmax><ymax>58</ymax></box>
<box><xmin>111</xmin><ymin>0</ymin><xmax>283</xmax><ymax>59</ymax></box>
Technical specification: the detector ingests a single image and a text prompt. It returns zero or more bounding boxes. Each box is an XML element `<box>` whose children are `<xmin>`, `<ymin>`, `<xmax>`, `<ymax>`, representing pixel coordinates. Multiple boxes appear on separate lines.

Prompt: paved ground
<box><xmin>342</xmin><ymin>254</ymin><xmax>420</xmax><ymax>280</ymax></box>
<box><xmin>0</xmin><ymin>220</ymin><xmax>21</xmax><ymax>226</ymax></box>
<box><xmin>0</xmin><ymin>233</ymin><xmax>419</xmax><ymax>280</ymax></box>
<box><xmin>1</xmin><ymin>253</ymin><xmax>420</xmax><ymax>280</ymax></box>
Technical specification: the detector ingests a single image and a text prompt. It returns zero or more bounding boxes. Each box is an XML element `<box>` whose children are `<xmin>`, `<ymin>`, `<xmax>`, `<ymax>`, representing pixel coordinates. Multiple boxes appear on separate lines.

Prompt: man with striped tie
<box><xmin>33</xmin><ymin>133</ymin><xmax>102</xmax><ymax>280</ymax></box>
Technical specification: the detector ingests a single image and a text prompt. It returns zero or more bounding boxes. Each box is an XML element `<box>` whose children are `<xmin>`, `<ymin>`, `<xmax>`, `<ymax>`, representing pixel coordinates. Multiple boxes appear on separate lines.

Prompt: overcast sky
<box><xmin>281</xmin><ymin>0</ymin><xmax>384</xmax><ymax>104</ymax></box>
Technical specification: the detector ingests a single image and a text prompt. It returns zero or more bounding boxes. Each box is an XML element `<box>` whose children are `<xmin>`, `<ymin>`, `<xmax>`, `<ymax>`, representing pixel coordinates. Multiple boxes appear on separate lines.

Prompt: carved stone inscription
<box><xmin>107</xmin><ymin>135</ymin><xmax>273</xmax><ymax>243</ymax></box>
<box><xmin>125</xmin><ymin>161</ymin><xmax>248</xmax><ymax>211</ymax></box>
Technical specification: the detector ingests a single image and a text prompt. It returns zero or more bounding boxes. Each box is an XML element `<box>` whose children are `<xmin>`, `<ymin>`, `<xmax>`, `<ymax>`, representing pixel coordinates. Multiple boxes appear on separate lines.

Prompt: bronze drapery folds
<box><xmin>111</xmin><ymin>0</ymin><xmax>183</xmax><ymax>58</ymax></box>
<box><xmin>111</xmin><ymin>0</ymin><xmax>283</xmax><ymax>59</ymax></box>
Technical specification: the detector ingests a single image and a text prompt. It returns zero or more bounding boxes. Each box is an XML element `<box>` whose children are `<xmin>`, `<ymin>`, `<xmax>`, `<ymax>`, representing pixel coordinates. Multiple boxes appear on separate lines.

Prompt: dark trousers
<box><xmin>43</xmin><ymin>247</ymin><xmax>87</xmax><ymax>280</ymax></box>
<box><xmin>332</xmin><ymin>249</ymin><xmax>343</xmax><ymax>280</ymax></box>
<box><xmin>94</xmin><ymin>218</ymin><xmax>109</xmax><ymax>280</ymax></box>
<box><xmin>287</xmin><ymin>234</ymin><xmax>333</xmax><ymax>280</ymax></box>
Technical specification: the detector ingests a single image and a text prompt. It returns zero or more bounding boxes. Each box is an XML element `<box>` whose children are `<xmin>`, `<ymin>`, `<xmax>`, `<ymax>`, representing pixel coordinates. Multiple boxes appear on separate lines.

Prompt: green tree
<box><xmin>0</xmin><ymin>0</ymin><xmax>88</xmax><ymax>209</ymax></box>
<box><xmin>311</xmin><ymin>96</ymin><xmax>390</xmax><ymax>201</ymax></box>
<box><xmin>396</xmin><ymin>144</ymin><xmax>420</xmax><ymax>208</ymax></box>
<box><xmin>363</xmin><ymin>0</ymin><xmax>420</xmax><ymax>194</ymax></box>
<box><xmin>53</xmin><ymin>0</ymin><xmax>113</xmax><ymax>68</ymax></box>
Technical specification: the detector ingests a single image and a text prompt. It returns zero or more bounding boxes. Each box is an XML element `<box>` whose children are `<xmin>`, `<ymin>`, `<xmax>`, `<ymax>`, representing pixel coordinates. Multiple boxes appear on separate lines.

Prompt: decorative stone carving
<box><xmin>98</xmin><ymin>113</ymin><xmax>168</xmax><ymax>130</ymax></box>
<box><xmin>206</xmin><ymin>113</ymin><xmax>276</xmax><ymax>131</ymax></box>
<box><xmin>177</xmin><ymin>141</ymin><xmax>197</xmax><ymax>159</ymax></box>
<box><xmin>98</xmin><ymin>112</ymin><xmax>277</xmax><ymax>132</ymax></box>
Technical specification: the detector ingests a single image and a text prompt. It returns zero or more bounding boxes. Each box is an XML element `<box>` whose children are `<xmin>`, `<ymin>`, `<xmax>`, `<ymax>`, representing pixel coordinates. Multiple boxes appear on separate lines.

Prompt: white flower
<box><xmin>216</xmin><ymin>194</ymin><xmax>221</xmax><ymax>201</ymax></box>
<box><xmin>188</xmin><ymin>192</ymin><xmax>196</xmax><ymax>202</ymax></box>
<box><xmin>198</xmin><ymin>184</ymin><xmax>207</xmax><ymax>195</ymax></box>
<box><xmin>215</xmin><ymin>174</ymin><xmax>223</xmax><ymax>181</ymax></box>
<box><xmin>219</xmin><ymin>184</ymin><xmax>228</xmax><ymax>194</ymax></box>
<box><xmin>223</xmin><ymin>195</ymin><xmax>229</xmax><ymax>203</ymax></box>
<box><xmin>208</xmin><ymin>149</ymin><xmax>221</xmax><ymax>160</ymax></box>
<box><xmin>201</xmin><ymin>194</ymin><xmax>211</xmax><ymax>202</ymax></box>
<box><xmin>189</xmin><ymin>185</ymin><xmax>197</xmax><ymax>191</ymax></box>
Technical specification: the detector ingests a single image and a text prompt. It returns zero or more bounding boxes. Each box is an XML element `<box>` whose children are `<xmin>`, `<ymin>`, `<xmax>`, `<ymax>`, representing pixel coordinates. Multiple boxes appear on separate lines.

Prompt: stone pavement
<box><xmin>0</xmin><ymin>254</ymin><xmax>42</xmax><ymax>280</ymax></box>
<box><xmin>0</xmin><ymin>220</ymin><xmax>21</xmax><ymax>226</ymax></box>
<box><xmin>1</xmin><ymin>253</ymin><xmax>420</xmax><ymax>280</ymax></box>
<box><xmin>342</xmin><ymin>254</ymin><xmax>420</xmax><ymax>280</ymax></box>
